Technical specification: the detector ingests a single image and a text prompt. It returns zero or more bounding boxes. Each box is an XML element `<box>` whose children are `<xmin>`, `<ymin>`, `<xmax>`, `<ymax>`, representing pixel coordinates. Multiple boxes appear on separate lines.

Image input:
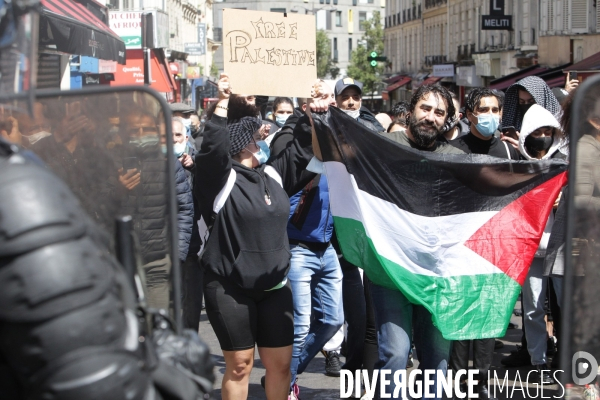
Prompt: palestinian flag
<box><xmin>312</xmin><ymin>108</ymin><xmax>568</xmax><ymax>340</ymax></box>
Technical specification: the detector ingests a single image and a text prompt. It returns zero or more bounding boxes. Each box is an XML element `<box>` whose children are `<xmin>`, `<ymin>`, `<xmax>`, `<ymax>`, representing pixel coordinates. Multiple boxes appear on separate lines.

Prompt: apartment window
<box><xmin>107</xmin><ymin>0</ymin><xmax>118</xmax><ymax>9</ymax></box>
<box><xmin>333</xmin><ymin>0</ymin><xmax>338</xmax><ymax>4</ymax></box>
<box><xmin>270</xmin><ymin>8</ymin><xmax>286</xmax><ymax>13</ymax></box>
<box><xmin>213</xmin><ymin>27</ymin><xmax>222</xmax><ymax>42</ymax></box>
<box><xmin>359</xmin><ymin>11</ymin><xmax>367</xmax><ymax>30</ymax></box>
<box><xmin>326</xmin><ymin>11</ymin><xmax>332</xmax><ymax>30</ymax></box>
<box><xmin>352</xmin><ymin>0</ymin><xmax>357</xmax><ymax>6</ymax></box>
<box><xmin>348</xmin><ymin>38</ymin><xmax>352</xmax><ymax>54</ymax></box>
<box><xmin>333</xmin><ymin>37</ymin><xmax>338</xmax><ymax>61</ymax></box>
<box><xmin>336</xmin><ymin>11</ymin><xmax>342</xmax><ymax>26</ymax></box>
<box><xmin>368</xmin><ymin>0</ymin><xmax>374</xmax><ymax>4</ymax></box>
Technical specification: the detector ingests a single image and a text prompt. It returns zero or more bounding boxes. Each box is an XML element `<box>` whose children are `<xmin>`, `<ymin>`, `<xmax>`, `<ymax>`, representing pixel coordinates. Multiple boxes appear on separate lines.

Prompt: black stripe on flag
<box><xmin>312</xmin><ymin>107</ymin><xmax>568</xmax><ymax>218</ymax></box>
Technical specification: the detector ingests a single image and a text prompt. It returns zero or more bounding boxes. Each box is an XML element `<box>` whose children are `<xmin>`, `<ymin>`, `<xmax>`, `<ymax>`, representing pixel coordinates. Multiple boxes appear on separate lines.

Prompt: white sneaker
<box><xmin>288</xmin><ymin>381</ymin><xmax>300</xmax><ymax>400</ymax></box>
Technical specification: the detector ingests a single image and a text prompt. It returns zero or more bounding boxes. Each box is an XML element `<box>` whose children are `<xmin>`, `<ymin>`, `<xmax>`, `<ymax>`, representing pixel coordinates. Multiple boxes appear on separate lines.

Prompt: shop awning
<box><xmin>110</xmin><ymin>49</ymin><xmax>175</xmax><ymax>94</ymax></box>
<box><xmin>384</xmin><ymin>76</ymin><xmax>411</xmax><ymax>93</ymax></box>
<box><xmin>565</xmin><ymin>51</ymin><xmax>600</xmax><ymax>71</ymax></box>
<box><xmin>543</xmin><ymin>75</ymin><xmax>566</xmax><ymax>88</ymax></box>
<box><xmin>489</xmin><ymin>65</ymin><xmax>548</xmax><ymax>90</ymax></box>
<box><xmin>40</xmin><ymin>0</ymin><xmax>126</xmax><ymax>64</ymax></box>
<box><xmin>421</xmin><ymin>76</ymin><xmax>443</xmax><ymax>86</ymax></box>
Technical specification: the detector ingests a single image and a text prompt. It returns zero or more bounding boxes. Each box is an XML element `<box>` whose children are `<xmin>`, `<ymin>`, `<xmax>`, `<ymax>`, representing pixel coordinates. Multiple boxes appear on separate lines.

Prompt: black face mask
<box><xmin>525</xmin><ymin>135</ymin><xmax>553</xmax><ymax>154</ymax></box>
<box><xmin>519</xmin><ymin>103</ymin><xmax>534</xmax><ymax>115</ymax></box>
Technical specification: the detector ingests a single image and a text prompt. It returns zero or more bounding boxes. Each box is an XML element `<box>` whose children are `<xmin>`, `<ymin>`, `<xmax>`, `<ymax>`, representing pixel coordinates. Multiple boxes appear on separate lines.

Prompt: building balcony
<box><xmin>424</xmin><ymin>0</ymin><xmax>446</xmax><ymax>10</ymax></box>
<box><xmin>424</xmin><ymin>55</ymin><xmax>447</xmax><ymax>66</ymax></box>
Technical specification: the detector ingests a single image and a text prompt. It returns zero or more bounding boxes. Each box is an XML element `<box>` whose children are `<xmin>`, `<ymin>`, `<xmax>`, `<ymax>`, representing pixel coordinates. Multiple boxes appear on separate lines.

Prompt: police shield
<box><xmin>561</xmin><ymin>74</ymin><xmax>600</xmax><ymax>392</ymax></box>
<box><xmin>1</xmin><ymin>87</ymin><xmax>185</xmax><ymax>330</ymax></box>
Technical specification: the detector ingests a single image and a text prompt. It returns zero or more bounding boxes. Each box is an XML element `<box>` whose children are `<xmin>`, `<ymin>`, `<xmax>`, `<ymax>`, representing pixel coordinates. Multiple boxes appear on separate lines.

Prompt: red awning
<box><xmin>543</xmin><ymin>75</ymin><xmax>566</xmax><ymax>89</ymax></box>
<box><xmin>565</xmin><ymin>51</ymin><xmax>600</xmax><ymax>71</ymax></box>
<box><xmin>489</xmin><ymin>66</ymin><xmax>548</xmax><ymax>90</ymax></box>
<box><xmin>384</xmin><ymin>76</ymin><xmax>411</xmax><ymax>93</ymax></box>
<box><xmin>40</xmin><ymin>0</ymin><xmax>125</xmax><ymax>63</ymax></box>
<box><xmin>111</xmin><ymin>49</ymin><xmax>174</xmax><ymax>93</ymax></box>
<box><xmin>421</xmin><ymin>76</ymin><xmax>443</xmax><ymax>86</ymax></box>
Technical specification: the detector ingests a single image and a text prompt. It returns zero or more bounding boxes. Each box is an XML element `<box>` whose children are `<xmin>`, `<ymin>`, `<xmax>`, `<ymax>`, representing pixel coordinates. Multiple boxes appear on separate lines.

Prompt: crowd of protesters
<box><xmin>1</xmin><ymin>68</ymin><xmax>595</xmax><ymax>400</ymax></box>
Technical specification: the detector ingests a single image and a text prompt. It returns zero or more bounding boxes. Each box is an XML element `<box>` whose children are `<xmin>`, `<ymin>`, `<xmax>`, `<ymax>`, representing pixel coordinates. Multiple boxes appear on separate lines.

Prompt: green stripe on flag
<box><xmin>334</xmin><ymin>216</ymin><xmax>520</xmax><ymax>340</ymax></box>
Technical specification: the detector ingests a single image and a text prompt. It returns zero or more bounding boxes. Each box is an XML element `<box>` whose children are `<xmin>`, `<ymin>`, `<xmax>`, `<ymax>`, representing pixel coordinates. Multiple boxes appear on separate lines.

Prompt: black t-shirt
<box><xmin>449</xmin><ymin>132</ymin><xmax>521</xmax><ymax>159</ymax></box>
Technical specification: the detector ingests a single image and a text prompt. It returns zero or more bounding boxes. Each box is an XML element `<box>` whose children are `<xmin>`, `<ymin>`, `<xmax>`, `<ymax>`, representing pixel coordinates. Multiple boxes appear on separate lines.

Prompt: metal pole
<box><xmin>141</xmin><ymin>12</ymin><xmax>152</xmax><ymax>85</ymax></box>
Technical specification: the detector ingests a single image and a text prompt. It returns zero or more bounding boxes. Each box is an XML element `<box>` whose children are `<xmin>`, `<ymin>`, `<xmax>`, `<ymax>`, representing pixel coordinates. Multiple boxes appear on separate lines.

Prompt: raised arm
<box><xmin>194</xmin><ymin>73</ymin><xmax>233</xmax><ymax>219</ymax></box>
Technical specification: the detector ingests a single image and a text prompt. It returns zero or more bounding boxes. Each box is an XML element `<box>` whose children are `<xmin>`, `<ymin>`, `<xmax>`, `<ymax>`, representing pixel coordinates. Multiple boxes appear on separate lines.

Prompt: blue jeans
<box><xmin>370</xmin><ymin>282</ymin><xmax>451</xmax><ymax>400</ymax></box>
<box><xmin>289</xmin><ymin>244</ymin><xmax>344</xmax><ymax>386</ymax></box>
<box><xmin>523</xmin><ymin>258</ymin><xmax>564</xmax><ymax>365</ymax></box>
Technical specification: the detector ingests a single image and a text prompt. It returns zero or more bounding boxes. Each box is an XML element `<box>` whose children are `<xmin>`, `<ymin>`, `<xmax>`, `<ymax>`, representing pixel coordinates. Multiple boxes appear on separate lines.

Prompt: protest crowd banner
<box><xmin>223</xmin><ymin>8</ymin><xmax>317</xmax><ymax>98</ymax></box>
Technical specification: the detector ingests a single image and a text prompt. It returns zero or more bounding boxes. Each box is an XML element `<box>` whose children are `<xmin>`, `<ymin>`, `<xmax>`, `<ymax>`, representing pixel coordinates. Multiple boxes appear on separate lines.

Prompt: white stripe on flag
<box><xmin>325</xmin><ymin>161</ymin><xmax>503</xmax><ymax>277</ymax></box>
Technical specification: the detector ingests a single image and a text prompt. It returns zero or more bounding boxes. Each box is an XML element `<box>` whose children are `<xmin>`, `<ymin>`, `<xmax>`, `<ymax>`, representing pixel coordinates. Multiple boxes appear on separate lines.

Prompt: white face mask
<box><xmin>174</xmin><ymin>141</ymin><xmax>187</xmax><ymax>157</ymax></box>
<box><xmin>23</xmin><ymin>130</ymin><xmax>51</xmax><ymax>145</ymax></box>
<box><xmin>343</xmin><ymin>109</ymin><xmax>360</xmax><ymax>119</ymax></box>
<box><xmin>275</xmin><ymin>114</ymin><xmax>290</xmax><ymax>126</ymax></box>
<box><xmin>182</xmin><ymin>118</ymin><xmax>191</xmax><ymax>128</ymax></box>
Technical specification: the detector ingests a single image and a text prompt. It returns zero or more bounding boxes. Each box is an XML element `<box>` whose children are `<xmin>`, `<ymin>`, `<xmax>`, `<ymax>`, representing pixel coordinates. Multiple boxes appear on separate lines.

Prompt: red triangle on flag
<box><xmin>464</xmin><ymin>172</ymin><xmax>567</xmax><ymax>285</ymax></box>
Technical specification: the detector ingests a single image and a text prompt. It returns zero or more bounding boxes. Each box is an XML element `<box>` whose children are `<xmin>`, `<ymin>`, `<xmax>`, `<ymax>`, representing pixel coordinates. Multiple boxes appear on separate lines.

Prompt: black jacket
<box><xmin>269</xmin><ymin>107</ymin><xmax>305</xmax><ymax>157</ymax></box>
<box><xmin>120</xmin><ymin>151</ymin><xmax>193</xmax><ymax>263</ymax></box>
<box><xmin>195</xmin><ymin>115</ymin><xmax>313</xmax><ymax>290</ymax></box>
<box><xmin>450</xmin><ymin>132</ymin><xmax>521</xmax><ymax>159</ymax></box>
<box><xmin>175</xmin><ymin>159</ymin><xmax>194</xmax><ymax>261</ymax></box>
<box><xmin>358</xmin><ymin>107</ymin><xmax>385</xmax><ymax>132</ymax></box>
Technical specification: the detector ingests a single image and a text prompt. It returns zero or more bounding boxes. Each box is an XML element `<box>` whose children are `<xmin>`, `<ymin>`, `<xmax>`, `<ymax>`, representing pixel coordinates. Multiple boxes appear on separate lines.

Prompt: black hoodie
<box><xmin>195</xmin><ymin>114</ymin><xmax>313</xmax><ymax>290</ymax></box>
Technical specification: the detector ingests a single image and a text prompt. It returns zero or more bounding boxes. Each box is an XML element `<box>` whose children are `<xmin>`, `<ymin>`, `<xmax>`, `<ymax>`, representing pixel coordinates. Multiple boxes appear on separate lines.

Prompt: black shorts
<box><xmin>203</xmin><ymin>269</ymin><xmax>294</xmax><ymax>351</ymax></box>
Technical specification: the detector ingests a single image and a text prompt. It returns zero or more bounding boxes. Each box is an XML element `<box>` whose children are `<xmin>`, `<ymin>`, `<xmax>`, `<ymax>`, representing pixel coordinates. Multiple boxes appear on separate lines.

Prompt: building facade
<box><xmin>102</xmin><ymin>0</ymin><xmax>218</xmax><ymax>93</ymax></box>
<box><xmin>538</xmin><ymin>0</ymin><xmax>600</xmax><ymax>67</ymax></box>
<box><xmin>212</xmin><ymin>0</ymin><xmax>384</xmax><ymax>78</ymax></box>
<box><xmin>383</xmin><ymin>0</ymin><xmax>543</xmax><ymax>103</ymax></box>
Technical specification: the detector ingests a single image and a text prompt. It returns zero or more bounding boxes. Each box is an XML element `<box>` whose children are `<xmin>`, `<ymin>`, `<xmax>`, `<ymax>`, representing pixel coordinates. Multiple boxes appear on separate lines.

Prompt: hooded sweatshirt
<box><xmin>518</xmin><ymin>104</ymin><xmax>565</xmax><ymax>161</ymax></box>
<box><xmin>519</xmin><ymin>104</ymin><xmax>566</xmax><ymax>257</ymax></box>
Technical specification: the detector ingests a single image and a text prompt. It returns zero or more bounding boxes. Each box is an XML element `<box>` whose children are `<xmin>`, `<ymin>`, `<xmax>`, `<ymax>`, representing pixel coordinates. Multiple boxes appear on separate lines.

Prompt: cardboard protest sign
<box><xmin>223</xmin><ymin>9</ymin><xmax>317</xmax><ymax>98</ymax></box>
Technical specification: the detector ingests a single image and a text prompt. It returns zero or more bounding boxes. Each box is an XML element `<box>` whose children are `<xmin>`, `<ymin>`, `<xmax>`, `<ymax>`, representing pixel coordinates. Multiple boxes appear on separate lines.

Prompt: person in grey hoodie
<box><xmin>517</xmin><ymin>104</ymin><xmax>567</xmax><ymax>385</ymax></box>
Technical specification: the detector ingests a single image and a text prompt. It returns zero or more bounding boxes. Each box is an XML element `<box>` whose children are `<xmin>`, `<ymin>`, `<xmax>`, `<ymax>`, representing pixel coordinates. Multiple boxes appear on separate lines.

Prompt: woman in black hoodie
<box><xmin>195</xmin><ymin>73</ymin><xmax>314</xmax><ymax>400</ymax></box>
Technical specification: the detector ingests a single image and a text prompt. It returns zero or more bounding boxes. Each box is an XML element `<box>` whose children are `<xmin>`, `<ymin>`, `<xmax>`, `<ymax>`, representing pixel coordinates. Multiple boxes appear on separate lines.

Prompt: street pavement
<box><xmin>198</xmin><ymin>300</ymin><xmax>563</xmax><ymax>399</ymax></box>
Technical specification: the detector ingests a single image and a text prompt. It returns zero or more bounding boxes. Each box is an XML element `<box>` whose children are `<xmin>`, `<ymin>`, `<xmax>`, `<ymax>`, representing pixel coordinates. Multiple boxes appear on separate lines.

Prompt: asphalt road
<box><xmin>198</xmin><ymin>300</ymin><xmax>563</xmax><ymax>399</ymax></box>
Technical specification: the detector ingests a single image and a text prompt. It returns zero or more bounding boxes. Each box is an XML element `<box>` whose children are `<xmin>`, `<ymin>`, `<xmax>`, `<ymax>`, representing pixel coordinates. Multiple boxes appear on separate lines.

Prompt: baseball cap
<box><xmin>335</xmin><ymin>77</ymin><xmax>363</xmax><ymax>97</ymax></box>
<box><xmin>169</xmin><ymin>102</ymin><xmax>194</xmax><ymax>114</ymax></box>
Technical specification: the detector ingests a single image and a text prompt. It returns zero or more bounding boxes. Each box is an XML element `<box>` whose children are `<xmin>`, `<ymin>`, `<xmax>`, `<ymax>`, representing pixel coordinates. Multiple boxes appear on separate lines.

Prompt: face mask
<box><xmin>182</xmin><ymin>118</ymin><xmax>191</xmax><ymax>128</ymax></box>
<box><xmin>161</xmin><ymin>144</ymin><xmax>167</xmax><ymax>155</ymax></box>
<box><xmin>130</xmin><ymin>135</ymin><xmax>159</xmax><ymax>148</ymax></box>
<box><xmin>474</xmin><ymin>114</ymin><xmax>500</xmax><ymax>137</ymax></box>
<box><xmin>275</xmin><ymin>114</ymin><xmax>289</xmax><ymax>127</ymax></box>
<box><xmin>519</xmin><ymin>104</ymin><xmax>534</xmax><ymax>115</ymax></box>
<box><xmin>525</xmin><ymin>135</ymin><xmax>553</xmax><ymax>153</ymax></box>
<box><xmin>23</xmin><ymin>130</ymin><xmax>51</xmax><ymax>145</ymax></box>
<box><xmin>174</xmin><ymin>142</ymin><xmax>186</xmax><ymax>157</ymax></box>
<box><xmin>343</xmin><ymin>109</ymin><xmax>361</xmax><ymax>119</ymax></box>
<box><xmin>252</xmin><ymin>140</ymin><xmax>270</xmax><ymax>165</ymax></box>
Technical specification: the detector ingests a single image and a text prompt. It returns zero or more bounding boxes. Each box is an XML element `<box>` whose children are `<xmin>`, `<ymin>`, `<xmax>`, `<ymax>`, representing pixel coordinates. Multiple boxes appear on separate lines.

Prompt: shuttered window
<box><xmin>571</xmin><ymin>0</ymin><xmax>588</xmax><ymax>32</ymax></box>
<box><xmin>37</xmin><ymin>53</ymin><xmax>61</xmax><ymax>90</ymax></box>
<box><xmin>596</xmin><ymin>0</ymin><xmax>600</xmax><ymax>32</ymax></box>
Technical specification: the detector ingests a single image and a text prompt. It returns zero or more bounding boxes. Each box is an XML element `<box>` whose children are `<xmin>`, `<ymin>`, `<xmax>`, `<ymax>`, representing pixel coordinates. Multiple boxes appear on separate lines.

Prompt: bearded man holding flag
<box><xmin>305</xmin><ymin>85</ymin><xmax>568</xmax><ymax>399</ymax></box>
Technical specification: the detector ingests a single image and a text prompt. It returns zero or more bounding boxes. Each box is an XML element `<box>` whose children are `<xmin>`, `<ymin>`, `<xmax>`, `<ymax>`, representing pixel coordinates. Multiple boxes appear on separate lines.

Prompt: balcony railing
<box><xmin>424</xmin><ymin>0</ymin><xmax>447</xmax><ymax>9</ymax></box>
<box><xmin>424</xmin><ymin>55</ymin><xmax>447</xmax><ymax>66</ymax></box>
